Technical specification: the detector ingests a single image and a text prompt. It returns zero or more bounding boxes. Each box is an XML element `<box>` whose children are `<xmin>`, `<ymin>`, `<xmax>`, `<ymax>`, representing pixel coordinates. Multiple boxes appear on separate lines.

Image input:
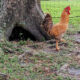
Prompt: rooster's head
<box><xmin>64</xmin><ymin>6</ymin><xmax>71</xmax><ymax>15</ymax></box>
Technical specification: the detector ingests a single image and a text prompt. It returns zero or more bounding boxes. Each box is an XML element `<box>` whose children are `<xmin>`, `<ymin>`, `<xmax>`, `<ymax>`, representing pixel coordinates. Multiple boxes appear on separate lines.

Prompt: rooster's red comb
<box><xmin>65</xmin><ymin>6</ymin><xmax>71</xmax><ymax>10</ymax></box>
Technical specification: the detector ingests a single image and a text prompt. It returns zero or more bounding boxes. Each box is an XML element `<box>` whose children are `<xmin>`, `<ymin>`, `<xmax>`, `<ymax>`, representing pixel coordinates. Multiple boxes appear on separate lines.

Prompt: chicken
<box><xmin>42</xmin><ymin>6</ymin><xmax>71</xmax><ymax>51</ymax></box>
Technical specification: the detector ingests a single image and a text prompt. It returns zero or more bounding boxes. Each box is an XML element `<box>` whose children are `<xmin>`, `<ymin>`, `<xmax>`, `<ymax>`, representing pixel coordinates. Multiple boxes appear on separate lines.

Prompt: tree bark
<box><xmin>0</xmin><ymin>0</ymin><xmax>50</xmax><ymax>41</ymax></box>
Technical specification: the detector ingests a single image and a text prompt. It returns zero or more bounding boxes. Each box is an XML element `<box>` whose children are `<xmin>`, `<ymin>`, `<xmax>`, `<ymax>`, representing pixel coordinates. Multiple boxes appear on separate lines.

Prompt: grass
<box><xmin>0</xmin><ymin>47</ymin><xmax>75</xmax><ymax>80</ymax></box>
<box><xmin>0</xmin><ymin>38</ymin><xmax>79</xmax><ymax>80</ymax></box>
<box><xmin>41</xmin><ymin>0</ymin><xmax>80</xmax><ymax>34</ymax></box>
<box><xmin>41</xmin><ymin>0</ymin><xmax>80</xmax><ymax>24</ymax></box>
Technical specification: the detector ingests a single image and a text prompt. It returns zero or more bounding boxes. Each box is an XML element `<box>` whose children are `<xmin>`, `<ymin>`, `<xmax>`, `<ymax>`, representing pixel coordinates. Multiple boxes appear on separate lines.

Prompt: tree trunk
<box><xmin>0</xmin><ymin>0</ymin><xmax>50</xmax><ymax>41</ymax></box>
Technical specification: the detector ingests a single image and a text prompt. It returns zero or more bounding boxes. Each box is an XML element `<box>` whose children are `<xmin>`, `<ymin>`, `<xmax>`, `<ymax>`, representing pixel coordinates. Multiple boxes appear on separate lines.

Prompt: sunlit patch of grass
<box><xmin>41</xmin><ymin>0</ymin><xmax>80</xmax><ymax>24</ymax></box>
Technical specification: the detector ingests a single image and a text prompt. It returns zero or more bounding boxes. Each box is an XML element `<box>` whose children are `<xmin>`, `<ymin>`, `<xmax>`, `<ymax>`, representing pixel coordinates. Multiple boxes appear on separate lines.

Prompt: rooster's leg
<box><xmin>56</xmin><ymin>40</ymin><xmax>60</xmax><ymax>51</ymax></box>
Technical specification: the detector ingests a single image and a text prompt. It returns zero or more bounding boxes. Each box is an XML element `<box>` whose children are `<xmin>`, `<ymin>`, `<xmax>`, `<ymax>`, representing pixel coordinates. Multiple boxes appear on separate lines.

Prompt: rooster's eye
<box><xmin>65</xmin><ymin>9</ymin><xmax>68</xmax><ymax>12</ymax></box>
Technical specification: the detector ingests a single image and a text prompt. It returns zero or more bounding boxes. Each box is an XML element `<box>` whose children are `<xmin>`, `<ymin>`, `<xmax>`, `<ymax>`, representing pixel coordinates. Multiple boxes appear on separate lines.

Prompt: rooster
<box><xmin>42</xmin><ymin>6</ymin><xmax>71</xmax><ymax>51</ymax></box>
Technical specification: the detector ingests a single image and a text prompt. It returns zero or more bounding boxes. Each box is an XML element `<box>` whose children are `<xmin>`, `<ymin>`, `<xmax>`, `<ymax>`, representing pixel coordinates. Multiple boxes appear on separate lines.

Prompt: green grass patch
<box><xmin>41</xmin><ymin>0</ymin><xmax>80</xmax><ymax>24</ymax></box>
